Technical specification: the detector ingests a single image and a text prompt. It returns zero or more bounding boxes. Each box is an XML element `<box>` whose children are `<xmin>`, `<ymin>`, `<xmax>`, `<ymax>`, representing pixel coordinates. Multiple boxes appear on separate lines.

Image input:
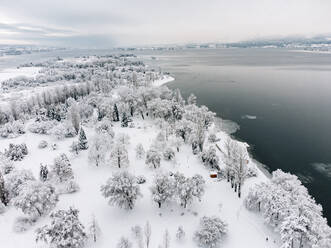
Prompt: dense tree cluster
<box><xmin>245</xmin><ymin>169</ymin><xmax>331</xmax><ymax>248</ymax></box>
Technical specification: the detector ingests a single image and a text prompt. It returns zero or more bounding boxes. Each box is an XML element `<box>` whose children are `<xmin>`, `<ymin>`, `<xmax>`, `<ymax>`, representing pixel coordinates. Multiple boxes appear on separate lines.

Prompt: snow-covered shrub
<box><xmin>246</xmin><ymin>166</ymin><xmax>258</xmax><ymax>178</ymax></box>
<box><xmin>150</xmin><ymin>174</ymin><xmax>174</xmax><ymax>208</ymax></box>
<box><xmin>4</xmin><ymin>143</ymin><xmax>28</xmax><ymax>161</ymax></box>
<box><xmin>194</xmin><ymin>216</ymin><xmax>228</xmax><ymax>248</ymax></box>
<box><xmin>5</xmin><ymin>169</ymin><xmax>36</xmax><ymax>201</ymax></box>
<box><xmin>36</xmin><ymin>207</ymin><xmax>87</xmax><ymax>248</ymax></box>
<box><xmin>0</xmin><ymin>120</ymin><xmax>25</xmax><ymax>138</ymax></box>
<box><xmin>59</xmin><ymin>180</ymin><xmax>80</xmax><ymax>194</ymax></box>
<box><xmin>117</xmin><ymin>237</ymin><xmax>132</xmax><ymax>248</ymax></box>
<box><xmin>116</xmin><ymin>133</ymin><xmax>130</xmax><ymax>146</ymax></box>
<box><xmin>95</xmin><ymin>118</ymin><xmax>114</xmax><ymax>137</ymax></box>
<box><xmin>50</xmin><ymin>121</ymin><xmax>76</xmax><ymax>140</ymax></box>
<box><xmin>13</xmin><ymin>217</ymin><xmax>37</xmax><ymax>233</ymax></box>
<box><xmin>78</xmin><ymin>127</ymin><xmax>88</xmax><ymax>150</ymax></box>
<box><xmin>100</xmin><ymin>171</ymin><xmax>142</xmax><ymax>210</ymax></box>
<box><xmin>176</xmin><ymin>226</ymin><xmax>185</xmax><ymax>241</ymax></box>
<box><xmin>163</xmin><ymin>147</ymin><xmax>175</xmax><ymax>161</ymax></box>
<box><xmin>200</xmin><ymin>147</ymin><xmax>220</xmax><ymax>170</ymax></box>
<box><xmin>51</xmin><ymin>153</ymin><xmax>73</xmax><ymax>183</ymax></box>
<box><xmin>136</xmin><ymin>175</ymin><xmax>146</xmax><ymax>184</ymax></box>
<box><xmin>135</xmin><ymin>143</ymin><xmax>145</xmax><ymax>159</ymax></box>
<box><xmin>13</xmin><ymin>181</ymin><xmax>58</xmax><ymax>218</ymax></box>
<box><xmin>38</xmin><ymin>140</ymin><xmax>48</xmax><ymax>149</ymax></box>
<box><xmin>145</xmin><ymin>149</ymin><xmax>161</xmax><ymax>169</ymax></box>
<box><xmin>121</xmin><ymin>112</ymin><xmax>132</xmax><ymax>127</ymax></box>
<box><xmin>28</xmin><ymin>120</ymin><xmax>56</xmax><ymax>134</ymax></box>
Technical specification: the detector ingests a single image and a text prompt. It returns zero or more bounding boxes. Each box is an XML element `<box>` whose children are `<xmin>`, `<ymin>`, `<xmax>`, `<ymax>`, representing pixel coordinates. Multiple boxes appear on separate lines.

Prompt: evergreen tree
<box><xmin>0</xmin><ymin>171</ymin><xmax>8</xmax><ymax>206</ymax></box>
<box><xmin>121</xmin><ymin>112</ymin><xmax>132</xmax><ymax>127</ymax></box>
<box><xmin>78</xmin><ymin>127</ymin><xmax>88</xmax><ymax>150</ymax></box>
<box><xmin>113</xmin><ymin>104</ymin><xmax>119</xmax><ymax>122</ymax></box>
<box><xmin>39</xmin><ymin>164</ymin><xmax>49</xmax><ymax>182</ymax></box>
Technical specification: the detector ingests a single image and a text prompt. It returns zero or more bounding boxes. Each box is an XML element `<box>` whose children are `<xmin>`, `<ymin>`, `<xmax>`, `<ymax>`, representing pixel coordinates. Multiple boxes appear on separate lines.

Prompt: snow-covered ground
<box><xmin>0</xmin><ymin>118</ymin><xmax>280</xmax><ymax>248</ymax></box>
<box><xmin>0</xmin><ymin>67</ymin><xmax>41</xmax><ymax>82</ymax></box>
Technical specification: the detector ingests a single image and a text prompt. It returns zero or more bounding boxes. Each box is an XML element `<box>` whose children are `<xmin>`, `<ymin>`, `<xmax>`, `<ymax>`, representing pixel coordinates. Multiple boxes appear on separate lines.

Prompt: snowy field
<box><xmin>0</xmin><ymin>118</ymin><xmax>280</xmax><ymax>248</ymax></box>
<box><xmin>0</xmin><ymin>67</ymin><xmax>41</xmax><ymax>82</ymax></box>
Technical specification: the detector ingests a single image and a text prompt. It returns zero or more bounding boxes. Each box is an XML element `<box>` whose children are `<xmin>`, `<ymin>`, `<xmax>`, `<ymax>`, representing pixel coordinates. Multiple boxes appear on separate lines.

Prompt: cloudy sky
<box><xmin>0</xmin><ymin>0</ymin><xmax>330</xmax><ymax>47</ymax></box>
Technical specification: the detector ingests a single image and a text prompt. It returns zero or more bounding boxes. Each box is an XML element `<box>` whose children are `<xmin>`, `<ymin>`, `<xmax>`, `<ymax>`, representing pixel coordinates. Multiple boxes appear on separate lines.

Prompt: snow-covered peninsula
<box><xmin>0</xmin><ymin>55</ymin><xmax>330</xmax><ymax>248</ymax></box>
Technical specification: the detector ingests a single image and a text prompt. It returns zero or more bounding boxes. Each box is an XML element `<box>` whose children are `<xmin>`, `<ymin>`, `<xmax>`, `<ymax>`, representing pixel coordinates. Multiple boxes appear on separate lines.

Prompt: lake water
<box><xmin>1</xmin><ymin>48</ymin><xmax>330</xmax><ymax>223</ymax></box>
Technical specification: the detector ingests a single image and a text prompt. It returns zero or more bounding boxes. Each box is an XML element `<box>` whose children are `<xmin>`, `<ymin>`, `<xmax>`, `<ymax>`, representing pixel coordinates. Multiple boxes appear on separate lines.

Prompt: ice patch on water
<box><xmin>214</xmin><ymin>117</ymin><xmax>240</xmax><ymax>134</ymax></box>
<box><xmin>312</xmin><ymin>163</ymin><xmax>331</xmax><ymax>178</ymax></box>
<box><xmin>242</xmin><ymin>115</ymin><xmax>257</xmax><ymax>120</ymax></box>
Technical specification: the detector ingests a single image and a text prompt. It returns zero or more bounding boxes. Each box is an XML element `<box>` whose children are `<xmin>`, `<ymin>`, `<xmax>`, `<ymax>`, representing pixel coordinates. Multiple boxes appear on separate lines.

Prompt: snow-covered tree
<box><xmin>13</xmin><ymin>181</ymin><xmax>58</xmax><ymax>218</ymax></box>
<box><xmin>51</xmin><ymin>154</ymin><xmax>73</xmax><ymax>183</ymax></box>
<box><xmin>232</xmin><ymin>145</ymin><xmax>248</xmax><ymax>198</ymax></box>
<box><xmin>145</xmin><ymin>149</ymin><xmax>161</xmax><ymax>169</ymax></box>
<box><xmin>113</xmin><ymin>104</ymin><xmax>120</xmax><ymax>122</ymax></box>
<box><xmin>100</xmin><ymin>171</ymin><xmax>142</xmax><ymax>210</ymax></box>
<box><xmin>163</xmin><ymin>147</ymin><xmax>175</xmax><ymax>161</ymax></box>
<box><xmin>194</xmin><ymin>216</ymin><xmax>228</xmax><ymax>248</ymax></box>
<box><xmin>88</xmin><ymin>134</ymin><xmax>110</xmax><ymax>167</ymax></box>
<box><xmin>39</xmin><ymin>164</ymin><xmax>49</xmax><ymax>182</ymax></box>
<box><xmin>36</xmin><ymin>207</ymin><xmax>87</xmax><ymax>248</ymax></box>
<box><xmin>173</xmin><ymin>173</ymin><xmax>205</xmax><ymax>208</ymax></box>
<box><xmin>175</xmin><ymin>119</ymin><xmax>193</xmax><ymax>143</ymax></box>
<box><xmin>176</xmin><ymin>226</ymin><xmax>185</xmax><ymax>241</ymax></box>
<box><xmin>78</xmin><ymin>127</ymin><xmax>88</xmax><ymax>150</ymax></box>
<box><xmin>169</xmin><ymin>135</ymin><xmax>183</xmax><ymax>152</ymax></box>
<box><xmin>68</xmin><ymin>103</ymin><xmax>80</xmax><ymax>134</ymax></box>
<box><xmin>0</xmin><ymin>154</ymin><xmax>14</xmax><ymax>175</ymax></box>
<box><xmin>131</xmin><ymin>225</ymin><xmax>143</xmax><ymax>248</ymax></box>
<box><xmin>88</xmin><ymin>215</ymin><xmax>101</xmax><ymax>243</ymax></box>
<box><xmin>95</xmin><ymin>118</ymin><xmax>114</xmax><ymax>137</ymax></box>
<box><xmin>110</xmin><ymin>142</ymin><xmax>129</xmax><ymax>168</ymax></box>
<box><xmin>135</xmin><ymin>143</ymin><xmax>145</xmax><ymax>159</ymax></box>
<box><xmin>163</xmin><ymin>229</ymin><xmax>170</xmax><ymax>248</ymax></box>
<box><xmin>200</xmin><ymin>147</ymin><xmax>220</xmax><ymax>170</ymax></box>
<box><xmin>187</xmin><ymin>93</ymin><xmax>197</xmax><ymax>105</ymax></box>
<box><xmin>5</xmin><ymin>169</ymin><xmax>35</xmax><ymax>201</ymax></box>
<box><xmin>117</xmin><ymin>237</ymin><xmax>132</xmax><ymax>248</ymax></box>
<box><xmin>150</xmin><ymin>174</ymin><xmax>174</xmax><ymax>208</ymax></box>
<box><xmin>144</xmin><ymin>221</ymin><xmax>152</xmax><ymax>248</ymax></box>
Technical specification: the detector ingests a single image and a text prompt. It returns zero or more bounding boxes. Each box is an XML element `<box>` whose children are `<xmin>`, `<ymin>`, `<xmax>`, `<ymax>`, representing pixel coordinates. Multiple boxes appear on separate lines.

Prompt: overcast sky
<box><xmin>0</xmin><ymin>0</ymin><xmax>330</xmax><ymax>47</ymax></box>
